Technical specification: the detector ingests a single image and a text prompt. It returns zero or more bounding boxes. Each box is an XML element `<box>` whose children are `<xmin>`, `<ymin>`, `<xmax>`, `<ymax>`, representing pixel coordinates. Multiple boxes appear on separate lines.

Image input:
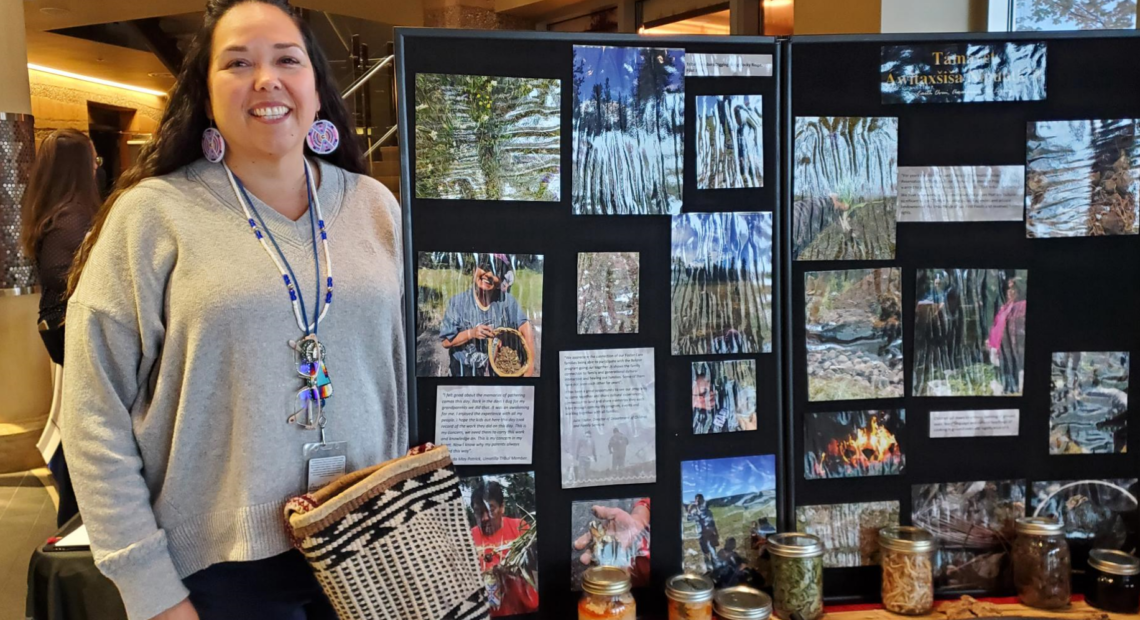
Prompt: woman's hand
<box><xmin>150</xmin><ymin>599</ymin><xmax>199</xmax><ymax>620</ymax></box>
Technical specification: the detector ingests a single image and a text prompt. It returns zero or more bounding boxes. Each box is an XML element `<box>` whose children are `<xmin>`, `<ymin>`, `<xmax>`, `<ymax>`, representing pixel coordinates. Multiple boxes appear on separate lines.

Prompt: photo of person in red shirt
<box><xmin>464</xmin><ymin>476</ymin><xmax>539</xmax><ymax>617</ymax></box>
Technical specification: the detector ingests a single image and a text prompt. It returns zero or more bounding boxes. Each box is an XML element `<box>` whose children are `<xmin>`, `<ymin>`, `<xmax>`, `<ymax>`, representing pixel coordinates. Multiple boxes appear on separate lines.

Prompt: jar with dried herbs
<box><xmin>1012</xmin><ymin>517</ymin><xmax>1071</xmax><ymax>609</ymax></box>
<box><xmin>666</xmin><ymin>573</ymin><xmax>714</xmax><ymax>620</ymax></box>
<box><xmin>714</xmin><ymin>585</ymin><xmax>772</xmax><ymax>620</ymax></box>
<box><xmin>768</xmin><ymin>533</ymin><xmax>824</xmax><ymax>620</ymax></box>
<box><xmin>878</xmin><ymin>526</ymin><xmax>936</xmax><ymax>615</ymax></box>
<box><xmin>579</xmin><ymin>566</ymin><xmax>636</xmax><ymax>620</ymax></box>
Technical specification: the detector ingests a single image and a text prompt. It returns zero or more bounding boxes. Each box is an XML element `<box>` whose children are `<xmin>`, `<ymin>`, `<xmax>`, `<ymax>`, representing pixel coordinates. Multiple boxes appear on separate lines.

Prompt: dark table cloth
<box><xmin>26</xmin><ymin>517</ymin><xmax>127</xmax><ymax>620</ymax></box>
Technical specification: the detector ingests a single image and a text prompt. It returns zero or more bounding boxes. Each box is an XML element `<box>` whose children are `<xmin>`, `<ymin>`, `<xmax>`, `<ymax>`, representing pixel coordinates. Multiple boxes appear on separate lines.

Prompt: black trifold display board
<box><xmin>396</xmin><ymin>28</ymin><xmax>1140</xmax><ymax>618</ymax></box>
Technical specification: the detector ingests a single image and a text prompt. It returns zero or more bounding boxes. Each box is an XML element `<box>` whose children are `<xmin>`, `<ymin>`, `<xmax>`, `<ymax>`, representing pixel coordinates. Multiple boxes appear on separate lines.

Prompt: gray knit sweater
<box><xmin>60</xmin><ymin>157</ymin><xmax>408</xmax><ymax>620</ymax></box>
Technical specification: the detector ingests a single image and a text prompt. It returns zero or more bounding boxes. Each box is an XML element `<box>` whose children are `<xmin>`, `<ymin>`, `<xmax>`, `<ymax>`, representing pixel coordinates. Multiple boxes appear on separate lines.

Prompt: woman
<box><xmin>20</xmin><ymin>128</ymin><xmax>100</xmax><ymax>527</ymax></box>
<box><xmin>60</xmin><ymin>2</ymin><xmax>407</xmax><ymax>619</ymax></box>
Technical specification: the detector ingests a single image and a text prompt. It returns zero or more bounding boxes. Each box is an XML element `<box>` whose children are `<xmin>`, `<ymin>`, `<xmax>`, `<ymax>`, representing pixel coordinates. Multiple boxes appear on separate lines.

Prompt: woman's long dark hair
<box><xmin>67</xmin><ymin>0</ymin><xmax>365</xmax><ymax>295</ymax></box>
<box><xmin>20</xmin><ymin>129</ymin><xmax>99</xmax><ymax>259</ymax></box>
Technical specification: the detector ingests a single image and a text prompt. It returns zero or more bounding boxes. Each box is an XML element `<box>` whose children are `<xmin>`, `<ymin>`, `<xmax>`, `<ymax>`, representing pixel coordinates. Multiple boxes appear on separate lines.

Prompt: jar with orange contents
<box><xmin>714</xmin><ymin>585</ymin><xmax>772</xmax><ymax>620</ymax></box>
<box><xmin>666</xmin><ymin>573</ymin><xmax>714</xmax><ymax>620</ymax></box>
<box><xmin>579</xmin><ymin>566</ymin><xmax>636</xmax><ymax>620</ymax></box>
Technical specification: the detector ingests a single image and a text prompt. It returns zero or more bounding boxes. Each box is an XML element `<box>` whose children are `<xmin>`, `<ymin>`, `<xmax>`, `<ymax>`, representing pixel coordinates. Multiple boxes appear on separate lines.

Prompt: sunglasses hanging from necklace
<box><xmin>223</xmin><ymin>159</ymin><xmax>334</xmax><ymax>432</ymax></box>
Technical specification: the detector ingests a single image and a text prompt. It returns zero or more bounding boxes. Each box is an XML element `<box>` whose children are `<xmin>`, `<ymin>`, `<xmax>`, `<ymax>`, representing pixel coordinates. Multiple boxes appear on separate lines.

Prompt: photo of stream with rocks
<box><xmin>805</xmin><ymin>268</ymin><xmax>902</xmax><ymax>401</ymax></box>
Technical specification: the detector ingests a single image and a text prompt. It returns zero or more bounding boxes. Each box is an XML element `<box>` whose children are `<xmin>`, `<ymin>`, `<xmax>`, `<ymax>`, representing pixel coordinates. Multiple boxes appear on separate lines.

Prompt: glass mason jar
<box><xmin>666</xmin><ymin>573</ymin><xmax>714</xmax><ymax>620</ymax></box>
<box><xmin>579</xmin><ymin>566</ymin><xmax>636</xmax><ymax>620</ymax></box>
<box><xmin>878</xmin><ymin>526</ymin><xmax>936</xmax><ymax>615</ymax></box>
<box><xmin>768</xmin><ymin>532</ymin><xmax>824</xmax><ymax>620</ymax></box>
<box><xmin>1087</xmin><ymin>549</ymin><xmax>1140</xmax><ymax>614</ymax></box>
<box><xmin>1012</xmin><ymin>517</ymin><xmax>1071</xmax><ymax>609</ymax></box>
<box><xmin>714</xmin><ymin>585</ymin><xmax>772</xmax><ymax>620</ymax></box>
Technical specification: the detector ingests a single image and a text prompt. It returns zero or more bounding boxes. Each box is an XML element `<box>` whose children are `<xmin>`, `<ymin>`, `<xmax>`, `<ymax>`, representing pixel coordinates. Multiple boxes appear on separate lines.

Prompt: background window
<box><xmin>1014</xmin><ymin>0</ymin><xmax>1137</xmax><ymax>30</ymax></box>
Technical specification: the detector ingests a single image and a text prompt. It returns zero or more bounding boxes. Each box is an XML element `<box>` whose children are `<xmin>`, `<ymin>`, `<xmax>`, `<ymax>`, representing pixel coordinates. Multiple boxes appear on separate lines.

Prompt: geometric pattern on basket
<box><xmin>298</xmin><ymin>466</ymin><xmax>489</xmax><ymax>620</ymax></box>
<box><xmin>301</xmin><ymin>467</ymin><xmax>461</xmax><ymax>569</ymax></box>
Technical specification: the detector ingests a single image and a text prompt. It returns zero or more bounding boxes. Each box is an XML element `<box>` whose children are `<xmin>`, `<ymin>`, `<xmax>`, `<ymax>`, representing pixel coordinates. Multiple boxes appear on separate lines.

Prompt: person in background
<box><xmin>608</xmin><ymin>426</ymin><xmax>628</xmax><ymax>469</ymax></box>
<box><xmin>469</xmin><ymin>482</ymin><xmax>539</xmax><ymax>617</ymax></box>
<box><xmin>59</xmin><ymin>1</ymin><xmax>407</xmax><ymax>619</ymax></box>
<box><xmin>19</xmin><ymin>128</ymin><xmax>101</xmax><ymax>527</ymax></box>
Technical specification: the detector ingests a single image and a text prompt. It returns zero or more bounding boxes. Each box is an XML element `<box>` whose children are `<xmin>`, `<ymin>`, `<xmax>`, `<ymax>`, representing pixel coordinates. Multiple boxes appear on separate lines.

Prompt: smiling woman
<box><xmin>56</xmin><ymin>2</ymin><xmax>407</xmax><ymax>620</ymax></box>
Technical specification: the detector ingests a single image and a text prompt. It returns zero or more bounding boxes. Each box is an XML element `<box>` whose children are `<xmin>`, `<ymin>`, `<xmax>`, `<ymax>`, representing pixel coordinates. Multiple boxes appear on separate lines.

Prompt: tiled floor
<box><xmin>0</xmin><ymin>470</ymin><xmax>59</xmax><ymax>620</ymax></box>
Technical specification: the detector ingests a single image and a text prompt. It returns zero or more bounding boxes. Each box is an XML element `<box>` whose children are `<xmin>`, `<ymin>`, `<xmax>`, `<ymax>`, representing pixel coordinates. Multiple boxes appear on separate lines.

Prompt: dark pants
<box><xmin>50</xmin><ymin>447</ymin><xmax>78</xmax><ymax>528</ymax></box>
<box><xmin>183</xmin><ymin>551</ymin><xmax>338</xmax><ymax>620</ymax></box>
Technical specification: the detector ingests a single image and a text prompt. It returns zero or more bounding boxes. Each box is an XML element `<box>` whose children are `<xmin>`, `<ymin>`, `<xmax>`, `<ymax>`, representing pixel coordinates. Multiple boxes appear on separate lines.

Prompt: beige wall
<box><xmin>0</xmin><ymin>0</ymin><xmax>32</xmax><ymax>114</ymax></box>
<box><xmin>881</xmin><ymin>0</ymin><xmax>982</xmax><ymax>33</ymax></box>
<box><xmin>28</xmin><ymin>69</ymin><xmax>163</xmax><ymax>142</ymax></box>
<box><xmin>795</xmin><ymin>0</ymin><xmax>882</xmax><ymax>34</ymax></box>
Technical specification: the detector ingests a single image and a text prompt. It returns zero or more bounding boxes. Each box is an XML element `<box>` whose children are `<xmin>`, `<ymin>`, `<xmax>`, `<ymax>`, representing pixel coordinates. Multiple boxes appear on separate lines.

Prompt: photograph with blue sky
<box><xmin>681</xmin><ymin>454</ymin><xmax>776</xmax><ymax>588</ymax></box>
<box><xmin>572</xmin><ymin>45</ymin><xmax>685</xmax><ymax>215</ymax></box>
<box><xmin>671</xmin><ymin>212</ymin><xmax>773</xmax><ymax>355</ymax></box>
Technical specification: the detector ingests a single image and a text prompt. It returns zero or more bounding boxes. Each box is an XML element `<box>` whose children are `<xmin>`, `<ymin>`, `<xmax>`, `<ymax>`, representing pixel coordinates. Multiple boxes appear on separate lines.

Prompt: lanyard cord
<box><xmin>223</xmin><ymin>159</ymin><xmax>334</xmax><ymax>335</ymax></box>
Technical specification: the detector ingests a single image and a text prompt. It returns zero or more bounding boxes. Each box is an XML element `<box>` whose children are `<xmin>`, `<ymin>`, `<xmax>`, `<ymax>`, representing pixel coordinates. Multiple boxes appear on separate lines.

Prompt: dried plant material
<box><xmin>939</xmin><ymin>595</ymin><xmax>1002</xmax><ymax>619</ymax></box>
<box><xmin>771</xmin><ymin>555</ymin><xmax>823</xmax><ymax>620</ymax></box>
<box><xmin>881</xmin><ymin>550</ymin><xmax>934</xmax><ymax>615</ymax></box>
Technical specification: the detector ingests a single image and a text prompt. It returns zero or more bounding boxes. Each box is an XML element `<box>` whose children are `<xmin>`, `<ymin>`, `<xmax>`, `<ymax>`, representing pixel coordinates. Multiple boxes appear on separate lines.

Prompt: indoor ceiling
<box><xmin>21</xmin><ymin>0</ymin><xmax>423</xmax><ymax>94</ymax></box>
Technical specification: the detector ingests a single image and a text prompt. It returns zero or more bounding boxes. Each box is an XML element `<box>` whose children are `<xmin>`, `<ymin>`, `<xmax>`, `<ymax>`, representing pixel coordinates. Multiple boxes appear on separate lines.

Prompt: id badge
<box><xmin>303</xmin><ymin>440</ymin><xmax>348</xmax><ymax>492</ymax></box>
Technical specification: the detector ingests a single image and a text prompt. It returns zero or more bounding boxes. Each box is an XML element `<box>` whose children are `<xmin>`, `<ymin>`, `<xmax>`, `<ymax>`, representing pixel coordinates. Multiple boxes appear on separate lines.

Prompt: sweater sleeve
<box><xmin>373</xmin><ymin>179</ymin><xmax>410</xmax><ymax>455</ymax></box>
<box><xmin>59</xmin><ymin>186</ymin><xmax>188</xmax><ymax>620</ymax></box>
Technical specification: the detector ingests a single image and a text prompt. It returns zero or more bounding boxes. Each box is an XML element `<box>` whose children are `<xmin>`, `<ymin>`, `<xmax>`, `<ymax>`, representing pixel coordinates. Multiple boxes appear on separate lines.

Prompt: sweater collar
<box><xmin>187</xmin><ymin>156</ymin><xmax>346</xmax><ymax>249</ymax></box>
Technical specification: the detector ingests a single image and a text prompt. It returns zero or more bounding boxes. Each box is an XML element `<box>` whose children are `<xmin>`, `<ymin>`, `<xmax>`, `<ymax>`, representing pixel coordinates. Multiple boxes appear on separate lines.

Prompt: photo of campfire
<box><xmin>416</xmin><ymin>252</ymin><xmax>543</xmax><ymax>378</ymax></box>
<box><xmin>460</xmin><ymin>472</ymin><xmax>539</xmax><ymax>617</ymax></box>
<box><xmin>795</xmin><ymin>501</ymin><xmax>900</xmax><ymax>568</ymax></box>
<box><xmin>1026</xmin><ymin>119</ymin><xmax>1139</xmax><ymax>238</ymax></box>
<box><xmin>912</xmin><ymin>480</ymin><xmax>1026</xmax><ymax>595</ymax></box>
<box><xmin>570</xmin><ymin>498</ymin><xmax>651</xmax><ymax>591</ymax></box>
<box><xmin>1049</xmin><ymin>352</ymin><xmax>1130</xmax><ymax>455</ymax></box>
<box><xmin>805</xmin><ymin>268</ymin><xmax>903</xmax><ymax>401</ymax></box>
<box><xmin>803</xmin><ymin>410</ymin><xmax>905</xmax><ymax>480</ymax></box>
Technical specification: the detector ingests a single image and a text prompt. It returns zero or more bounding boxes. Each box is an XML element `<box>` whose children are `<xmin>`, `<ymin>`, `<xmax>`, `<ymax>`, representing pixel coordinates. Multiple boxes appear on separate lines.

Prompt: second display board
<box><xmin>398</xmin><ymin>29</ymin><xmax>1140</xmax><ymax>618</ymax></box>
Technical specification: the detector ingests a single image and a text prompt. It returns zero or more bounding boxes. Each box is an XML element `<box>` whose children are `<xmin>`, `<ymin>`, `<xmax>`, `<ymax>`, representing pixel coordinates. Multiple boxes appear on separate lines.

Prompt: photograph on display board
<box><xmin>671</xmin><ymin>212</ymin><xmax>773</xmax><ymax>355</ymax></box>
<box><xmin>414</xmin><ymin>74</ymin><xmax>561</xmax><ymax>201</ymax></box>
<box><xmin>460</xmin><ymin>473</ymin><xmax>539</xmax><ymax>617</ymax></box>
<box><xmin>805</xmin><ymin>268</ymin><xmax>903</xmax><ymax>401</ymax></box>
<box><xmin>1026</xmin><ymin>119</ymin><xmax>1139</xmax><ymax>237</ymax></box>
<box><xmin>416</xmin><ymin>252</ymin><xmax>543</xmax><ymax>378</ymax></box>
<box><xmin>570</xmin><ymin>498</ymin><xmax>651</xmax><ymax>591</ymax></box>
<box><xmin>576</xmin><ymin>252</ymin><xmax>640</xmax><ymax>335</ymax></box>
<box><xmin>913</xmin><ymin>269</ymin><xmax>1027</xmax><ymax>397</ymax></box>
<box><xmin>696</xmin><ymin>94</ymin><xmax>764</xmax><ymax>189</ymax></box>
<box><xmin>681</xmin><ymin>454</ymin><xmax>777</xmax><ymax>589</ymax></box>
<box><xmin>804</xmin><ymin>410</ymin><xmax>905</xmax><ymax>480</ymax></box>
<box><xmin>793</xmin><ymin>116</ymin><xmax>898</xmax><ymax>261</ymax></box>
<box><xmin>912</xmin><ymin>480</ymin><xmax>1026</xmax><ymax>595</ymax></box>
<box><xmin>559</xmin><ymin>348</ymin><xmax>657</xmax><ymax>489</ymax></box>
<box><xmin>571</xmin><ymin>45</ymin><xmax>685</xmax><ymax>215</ymax></box>
<box><xmin>1030</xmin><ymin>479</ymin><xmax>1139</xmax><ymax>564</ymax></box>
<box><xmin>692</xmin><ymin>360</ymin><xmax>758</xmax><ymax>435</ymax></box>
<box><xmin>1049</xmin><ymin>352</ymin><xmax>1130</xmax><ymax>455</ymax></box>
<box><xmin>794</xmin><ymin>501</ymin><xmax>900</xmax><ymax>568</ymax></box>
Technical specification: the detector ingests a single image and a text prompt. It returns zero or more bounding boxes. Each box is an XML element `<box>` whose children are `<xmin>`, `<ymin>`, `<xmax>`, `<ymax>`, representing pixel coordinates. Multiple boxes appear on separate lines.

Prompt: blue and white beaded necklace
<box><xmin>223</xmin><ymin>159</ymin><xmax>334</xmax><ymax>431</ymax></box>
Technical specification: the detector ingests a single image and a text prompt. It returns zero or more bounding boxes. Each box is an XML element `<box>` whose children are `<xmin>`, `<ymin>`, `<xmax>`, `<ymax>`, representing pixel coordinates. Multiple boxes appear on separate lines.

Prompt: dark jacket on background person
<box><xmin>36</xmin><ymin>200</ymin><xmax>94</xmax><ymax>365</ymax></box>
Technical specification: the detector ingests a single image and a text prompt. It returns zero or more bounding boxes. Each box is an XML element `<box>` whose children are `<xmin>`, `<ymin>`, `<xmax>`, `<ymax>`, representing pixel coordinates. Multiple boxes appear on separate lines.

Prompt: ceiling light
<box><xmin>39</xmin><ymin>0</ymin><xmax>70</xmax><ymax>15</ymax></box>
<box><xmin>27</xmin><ymin>64</ymin><xmax>168</xmax><ymax>97</ymax></box>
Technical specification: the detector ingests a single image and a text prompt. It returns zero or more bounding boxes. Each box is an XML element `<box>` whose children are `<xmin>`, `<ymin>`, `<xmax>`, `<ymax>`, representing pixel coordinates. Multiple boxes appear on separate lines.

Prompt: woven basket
<box><xmin>285</xmin><ymin>445</ymin><xmax>489</xmax><ymax>620</ymax></box>
<box><xmin>488</xmin><ymin>327</ymin><xmax>533</xmax><ymax>377</ymax></box>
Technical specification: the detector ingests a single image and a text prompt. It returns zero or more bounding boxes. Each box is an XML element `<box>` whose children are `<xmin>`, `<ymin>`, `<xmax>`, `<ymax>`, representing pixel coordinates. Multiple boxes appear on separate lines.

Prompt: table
<box><xmin>25</xmin><ymin>517</ymin><xmax>127</xmax><ymax>620</ymax></box>
<box><xmin>826</xmin><ymin>598</ymin><xmax>1133</xmax><ymax>620</ymax></box>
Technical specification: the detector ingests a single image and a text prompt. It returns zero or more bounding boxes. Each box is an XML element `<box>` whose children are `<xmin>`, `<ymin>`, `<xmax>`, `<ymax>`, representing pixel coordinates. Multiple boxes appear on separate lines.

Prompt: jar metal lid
<box><xmin>1089</xmin><ymin>549</ymin><xmax>1140</xmax><ymax>576</ymax></box>
<box><xmin>878</xmin><ymin>526</ymin><xmax>936</xmax><ymax>553</ymax></box>
<box><xmin>581</xmin><ymin>566</ymin><xmax>631</xmax><ymax>596</ymax></box>
<box><xmin>1016</xmin><ymin>516</ymin><xmax>1064</xmax><ymax>536</ymax></box>
<box><xmin>665</xmin><ymin>572</ymin><xmax>714</xmax><ymax>603</ymax></box>
<box><xmin>767</xmin><ymin>532</ymin><xmax>824</xmax><ymax>558</ymax></box>
<box><xmin>714</xmin><ymin>585</ymin><xmax>773</xmax><ymax>620</ymax></box>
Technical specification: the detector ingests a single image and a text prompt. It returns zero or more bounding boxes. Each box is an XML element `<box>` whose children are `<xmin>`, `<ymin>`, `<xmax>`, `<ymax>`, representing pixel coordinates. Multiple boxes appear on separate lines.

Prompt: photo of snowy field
<box><xmin>572</xmin><ymin>45</ymin><xmax>684</xmax><ymax>215</ymax></box>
